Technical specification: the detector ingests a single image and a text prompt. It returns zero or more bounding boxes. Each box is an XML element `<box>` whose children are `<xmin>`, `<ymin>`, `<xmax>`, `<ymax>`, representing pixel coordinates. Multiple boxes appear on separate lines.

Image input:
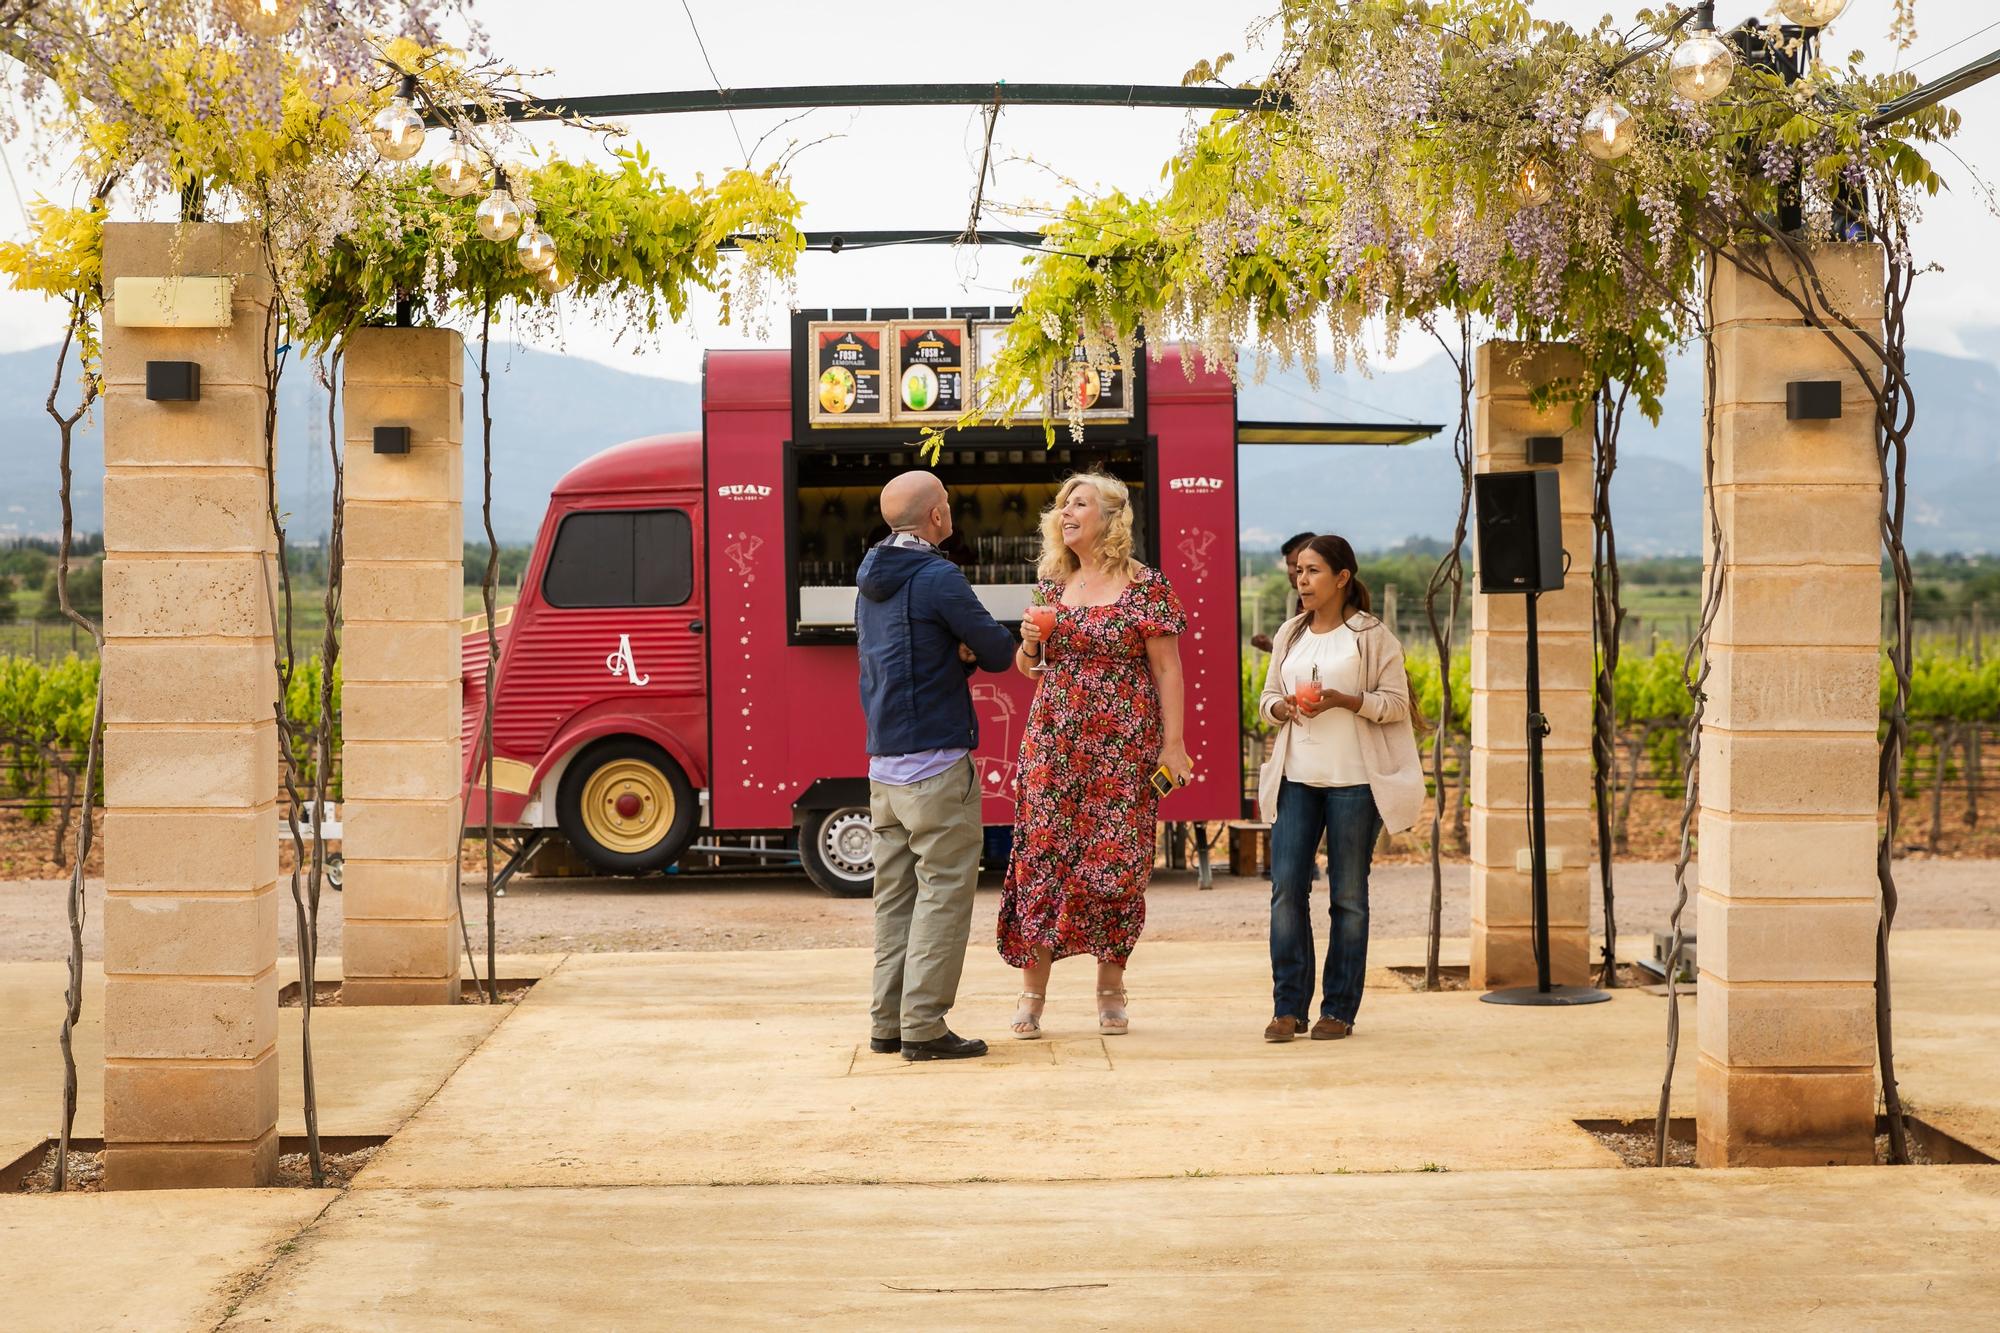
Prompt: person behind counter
<box><xmin>1249</xmin><ymin>531</ymin><xmax>1317</xmax><ymax>654</ymax></box>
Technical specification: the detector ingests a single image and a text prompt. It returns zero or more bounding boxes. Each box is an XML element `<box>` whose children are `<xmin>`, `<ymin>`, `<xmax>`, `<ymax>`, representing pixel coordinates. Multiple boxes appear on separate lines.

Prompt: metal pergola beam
<box><xmin>446</xmin><ymin>82</ymin><xmax>1285</xmax><ymax>126</ymax></box>
<box><xmin>719</xmin><ymin>230</ymin><xmax>1047</xmax><ymax>251</ymax></box>
<box><xmin>1865</xmin><ymin>47</ymin><xmax>2000</xmax><ymax>130</ymax></box>
<box><xmin>1237</xmin><ymin>420</ymin><xmax>1448</xmax><ymax>448</ymax></box>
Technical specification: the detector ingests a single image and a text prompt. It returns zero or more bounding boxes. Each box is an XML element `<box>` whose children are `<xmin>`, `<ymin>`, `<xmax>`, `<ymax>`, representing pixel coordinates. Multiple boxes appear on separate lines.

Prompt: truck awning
<box><xmin>1237</xmin><ymin>420</ymin><xmax>1447</xmax><ymax>447</ymax></box>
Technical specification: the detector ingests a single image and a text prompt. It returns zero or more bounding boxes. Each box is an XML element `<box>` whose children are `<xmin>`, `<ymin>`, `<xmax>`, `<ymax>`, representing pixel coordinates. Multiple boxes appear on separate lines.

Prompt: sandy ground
<box><xmin>2</xmin><ymin>857</ymin><xmax>1995</xmax><ymax>963</ymax></box>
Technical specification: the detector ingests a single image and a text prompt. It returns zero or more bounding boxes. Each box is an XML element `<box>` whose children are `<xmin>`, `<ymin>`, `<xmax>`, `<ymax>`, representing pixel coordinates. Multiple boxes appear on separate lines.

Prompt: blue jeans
<box><xmin>1270</xmin><ymin>780</ymin><xmax>1381</xmax><ymax>1025</ymax></box>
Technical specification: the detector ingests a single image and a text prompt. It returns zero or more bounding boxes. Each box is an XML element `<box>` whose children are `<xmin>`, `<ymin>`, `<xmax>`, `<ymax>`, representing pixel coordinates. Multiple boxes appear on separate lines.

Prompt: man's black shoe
<box><xmin>869</xmin><ymin>1036</ymin><xmax>901</xmax><ymax>1054</ymax></box>
<box><xmin>900</xmin><ymin>1030</ymin><xmax>989</xmax><ymax>1061</ymax></box>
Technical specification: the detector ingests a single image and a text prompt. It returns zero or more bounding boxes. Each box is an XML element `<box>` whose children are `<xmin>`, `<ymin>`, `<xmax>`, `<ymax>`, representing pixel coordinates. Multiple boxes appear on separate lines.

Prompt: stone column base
<box><xmin>103</xmin><ymin>1129</ymin><xmax>279</xmax><ymax>1191</ymax></box>
<box><xmin>1470</xmin><ymin>923</ymin><xmax>1590</xmax><ymax>990</ymax></box>
<box><xmin>1695</xmin><ymin>1055</ymin><xmax>1876</xmax><ymax>1167</ymax></box>
<box><xmin>342</xmin><ymin>975</ymin><xmax>461</xmax><ymax>1006</ymax></box>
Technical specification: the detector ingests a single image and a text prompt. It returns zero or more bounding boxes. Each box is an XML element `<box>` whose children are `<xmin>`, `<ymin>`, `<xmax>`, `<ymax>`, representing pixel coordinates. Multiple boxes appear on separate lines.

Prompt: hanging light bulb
<box><xmin>223</xmin><ymin>0</ymin><xmax>303</xmax><ymax>39</ymax></box>
<box><xmin>434</xmin><ymin>137</ymin><xmax>484</xmax><ymax>198</ymax></box>
<box><xmin>370</xmin><ymin>74</ymin><xmax>425</xmax><ymax>162</ymax></box>
<box><xmin>1775</xmin><ymin>0</ymin><xmax>1849</xmax><ymax>26</ymax></box>
<box><xmin>475</xmin><ymin>173</ymin><xmax>523</xmax><ymax>243</ymax></box>
<box><xmin>1580</xmin><ymin>98</ymin><xmax>1637</xmax><ymax>161</ymax></box>
<box><xmin>517</xmin><ymin>224</ymin><xmax>557</xmax><ymax>274</ymax></box>
<box><xmin>537</xmin><ymin>260</ymin><xmax>572</xmax><ymax>295</ymax></box>
<box><xmin>1668</xmin><ymin>6</ymin><xmax>1735</xmax><ymax>103</ymax></box>
<box><xmin>1514</xmin><ymin>156</ymin><xmax>1555</xmax><ymax>205</ymax></box>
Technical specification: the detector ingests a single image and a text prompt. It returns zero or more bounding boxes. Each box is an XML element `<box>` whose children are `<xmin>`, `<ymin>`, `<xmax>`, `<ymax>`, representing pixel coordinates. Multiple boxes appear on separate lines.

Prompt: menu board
<box><xmin>807</xmin><ymin>322</ymin><xmax>890</xmax><ymax>424</ymax></box>
<box><xmin>890</xmin><ymin>320</ymin><xmax>969</xmax><ymax>422</ymax></box>
<box><xmin>971</xmin><ymin>320</ymin><xmax>1050</xmax><ymax>421</ymax></box>
<box><xmin>1065</xmin><ymin>340</ymin><xmax>1132</xmax><ymax>420</ymax></box>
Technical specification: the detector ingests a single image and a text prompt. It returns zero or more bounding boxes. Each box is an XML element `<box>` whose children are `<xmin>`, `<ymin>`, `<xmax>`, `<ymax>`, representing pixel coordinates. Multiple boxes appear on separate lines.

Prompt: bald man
<box><xmin>855</xmin><ymin>470</ymin><xmax>1016</xmax><ymax>1061</ymax></box>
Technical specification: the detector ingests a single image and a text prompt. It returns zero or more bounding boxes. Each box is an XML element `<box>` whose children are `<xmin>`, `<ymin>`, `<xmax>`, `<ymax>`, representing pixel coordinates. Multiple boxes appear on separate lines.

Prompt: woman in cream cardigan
<box><xmin>1256</xmin><ymin>534</ymin><xmax>1425</xmax><ymax>1043</ymax></box>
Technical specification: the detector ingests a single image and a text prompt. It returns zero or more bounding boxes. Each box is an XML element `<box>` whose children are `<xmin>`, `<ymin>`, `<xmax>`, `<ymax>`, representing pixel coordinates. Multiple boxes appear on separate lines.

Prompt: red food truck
<box><xmin>461</xmin><ymin>307</ymin><xmax>1246</xmax><ymax>893</ymax></box>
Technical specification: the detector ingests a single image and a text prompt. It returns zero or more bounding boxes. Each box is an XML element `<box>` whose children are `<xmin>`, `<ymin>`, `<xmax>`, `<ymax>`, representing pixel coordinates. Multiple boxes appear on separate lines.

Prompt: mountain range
<box><xmin>2</xmin><ymin>336</ymin><xmax>1994</xmax><ymax>554</ymax></box>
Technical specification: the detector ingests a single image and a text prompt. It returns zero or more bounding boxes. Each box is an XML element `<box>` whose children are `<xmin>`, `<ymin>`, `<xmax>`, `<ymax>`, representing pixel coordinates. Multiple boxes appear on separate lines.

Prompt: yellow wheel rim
<box><xmin>579</xmin><ymin>758</ymin><xmax>675</xmax><ymax>854</ymax></box>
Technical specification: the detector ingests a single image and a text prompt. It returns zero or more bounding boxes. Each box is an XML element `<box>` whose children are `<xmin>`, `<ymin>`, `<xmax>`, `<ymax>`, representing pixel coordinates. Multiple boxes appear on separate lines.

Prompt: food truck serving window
<box><xmin>542</xmin><ymin>508</ymin><xmax>693</xmax><ymax>608</ymax></box>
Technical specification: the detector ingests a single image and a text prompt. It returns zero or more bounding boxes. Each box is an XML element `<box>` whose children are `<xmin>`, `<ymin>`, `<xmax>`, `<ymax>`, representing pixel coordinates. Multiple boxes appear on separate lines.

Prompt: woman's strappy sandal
<box><xmin>1097</xmin><ymin>988</ymin><xmax>1130</xmax><ymax>1036</ymax></box>
<box><xmin>1011</xmin><ymin>991</ymin><xmax>1046</xmax><ymax>1040</ymax></box>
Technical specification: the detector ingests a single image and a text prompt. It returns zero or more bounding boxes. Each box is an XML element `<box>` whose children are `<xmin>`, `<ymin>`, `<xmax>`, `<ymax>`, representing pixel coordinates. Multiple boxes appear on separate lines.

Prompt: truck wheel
<box><xmin>556</xmin><ymin>737</ymin><xmax>697</xmax><ymax>876</ymax></box>
<box><xmin>799</xmin><ymin>806</ymin><xmax>875</xmax><ymax>897</ymax></box>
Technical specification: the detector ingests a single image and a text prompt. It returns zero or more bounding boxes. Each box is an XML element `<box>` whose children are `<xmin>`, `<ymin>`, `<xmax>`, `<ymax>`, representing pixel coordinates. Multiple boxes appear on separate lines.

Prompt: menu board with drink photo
<box><xmin>890</xmin><ymin>320</ymin><xmax>969</xmax><ymax>422</ymax></box>
<box><xmin>807</xmin><ymin>322</ymin><xmax>890</xmax><ymax>425</ymax></box>
<box><xmin>1065</xmin><ymin>340</ymin><xmax>1132</xmax><ymax>420</ymax></box>
<box><xmin>970</xmin><ymin>319</ymin><xmax>1051</xmax><ymax>422</ymax></box>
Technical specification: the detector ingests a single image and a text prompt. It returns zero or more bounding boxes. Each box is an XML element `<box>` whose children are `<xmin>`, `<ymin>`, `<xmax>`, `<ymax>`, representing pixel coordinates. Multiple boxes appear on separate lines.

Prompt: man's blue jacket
<box><xmin>855</xmin><ymin>541</ymin><xmax>1016</xmax><ymax>757</ymax></box>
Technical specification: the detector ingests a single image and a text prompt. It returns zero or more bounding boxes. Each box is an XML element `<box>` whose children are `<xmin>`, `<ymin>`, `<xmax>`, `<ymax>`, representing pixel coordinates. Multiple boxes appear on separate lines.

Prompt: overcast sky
<box><xmin>2</xmin><ymin>0</ymin><xmax>1994</xmax><ymax>382</ymax></box>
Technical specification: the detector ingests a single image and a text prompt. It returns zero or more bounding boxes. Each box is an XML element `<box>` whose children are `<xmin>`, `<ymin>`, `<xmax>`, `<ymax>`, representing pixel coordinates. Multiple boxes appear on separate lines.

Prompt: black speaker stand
<box><xmin>1482</xmin><ymin>592</ymin><xmax>1610</xmax><ymax>1008</ymax></box>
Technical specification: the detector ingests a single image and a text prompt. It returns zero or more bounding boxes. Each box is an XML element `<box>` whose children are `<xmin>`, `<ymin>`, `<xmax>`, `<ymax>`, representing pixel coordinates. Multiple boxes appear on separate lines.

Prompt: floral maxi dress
<box><xmin>998</xmin><ymin>565</ymin><xmax>1188</xmax><ymax>969</ymax></box>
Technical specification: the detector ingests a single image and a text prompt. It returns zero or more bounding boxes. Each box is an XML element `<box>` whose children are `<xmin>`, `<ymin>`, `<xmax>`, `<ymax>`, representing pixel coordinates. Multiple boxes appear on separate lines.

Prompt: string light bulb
<box><xmin>1775</xmin><ymin>0</ymin><xmax>1849</xmax><ymax>25</ymax></box>
<box><xmin>1667</xmin><ymin>6</ymin><xmax>1734</xmax><ymax>103</ymax></box>
<box><xmin>517</xmin><ymin>224</ymin><xmax>557</xmax><ymax>274</ymax></box>
<box><xmin>1580</xmin><ymin>99</ymin><xmax>1637</xmax><ymax>161</ymax></box>
<box><xmin>537</xmin><ymin>260</ymin><xmax>571</xmax><ymax>295</ymax></box>
<box><xmin>370</xmin><ymin>74</ymin><xmax>425</xmax><ymax>161</ymax></box>
<box><xmin>434</xmin><ymin>137</ymin><xmax>484</xmax><ymax>198</ymax></box>
<box><xmin>1514</xmin><ymin>156</ymin><xmax>1555</xmax><ymax>205</ymax></box>
<box><xmin>475</xmin><ymin>173</ymin><xmax>523</xmax><ymax>243</ymax></box>
<box><xmin>223</xmin><ymin>0</ymin><xmax>303</xmax><ymax>38</ymax></box>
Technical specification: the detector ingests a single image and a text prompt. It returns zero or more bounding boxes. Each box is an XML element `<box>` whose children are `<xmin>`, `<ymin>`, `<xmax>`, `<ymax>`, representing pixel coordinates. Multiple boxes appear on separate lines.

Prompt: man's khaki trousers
<box><xmin>870</xmin><ymin>757</ymin><xmax>983</xmax><ymax>1043</ymax></box>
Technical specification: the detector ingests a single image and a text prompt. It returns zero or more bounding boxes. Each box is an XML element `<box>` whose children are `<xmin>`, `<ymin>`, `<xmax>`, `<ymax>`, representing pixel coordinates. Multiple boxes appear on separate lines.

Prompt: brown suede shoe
<box><xmin>1264</xmin><ymin>1016</ymin><xmax>1307</xmax><ymax>1043</ymax></box>
<box><xmin>1311</xmin><ymin>1017</ymin><xmax>1353</xmax><ymax>1041</ymax></box>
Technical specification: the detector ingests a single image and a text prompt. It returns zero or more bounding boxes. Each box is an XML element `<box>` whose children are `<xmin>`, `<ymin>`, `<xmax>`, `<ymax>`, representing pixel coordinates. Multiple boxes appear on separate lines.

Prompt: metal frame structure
<box><xmin>449</xmin><ymin>82</ymin><xmax>1285</xmax><ymax>125</ymax></box>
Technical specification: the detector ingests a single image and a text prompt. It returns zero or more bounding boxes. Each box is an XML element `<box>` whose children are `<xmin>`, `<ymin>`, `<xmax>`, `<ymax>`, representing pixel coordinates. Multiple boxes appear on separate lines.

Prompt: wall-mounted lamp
<box><xmin>373</xmin><ymin>425</ymin><xmax>412</xmax><ymax>455</ymax></box>
<box><xmin>1525</xmin><ymin>435</ymin><xmax>1564</xmax><ymax>465</ymax></box>
<box><xmin>1786</xmin><ymin>380</ymin><xmax>1842</xmax><ymax>420</ymax></box>
<box><xmin>145</xmin><ymin>361</ymin><xmax>201</xmax><ymax>402</ymax></box>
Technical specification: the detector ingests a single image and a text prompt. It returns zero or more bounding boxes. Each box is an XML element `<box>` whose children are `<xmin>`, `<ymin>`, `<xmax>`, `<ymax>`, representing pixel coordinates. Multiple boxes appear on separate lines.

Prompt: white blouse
<box><xmin>1280</xmin><ymin>619</ymin><xmax>1370</xmax><ymax>787</ymax></box>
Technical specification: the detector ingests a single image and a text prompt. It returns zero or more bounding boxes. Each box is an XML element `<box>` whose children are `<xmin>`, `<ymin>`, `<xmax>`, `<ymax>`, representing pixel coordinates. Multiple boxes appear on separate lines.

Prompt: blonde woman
<box><xmin>999</xmin><ymin>473</ymin><xmax>1190</xmax><ymax>1039</ymax></box>
<box><xmin>1256</xmin><ymin>534</ymin><xmax>1425</xmax><ymax>1043</ymax></box>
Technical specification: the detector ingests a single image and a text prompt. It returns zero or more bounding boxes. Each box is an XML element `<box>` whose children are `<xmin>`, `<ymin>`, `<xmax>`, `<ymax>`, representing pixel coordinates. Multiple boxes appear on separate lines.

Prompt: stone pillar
<box><xmin>1469</xmin><ymin>342</ymin><xmax>1595</xmax><ymax>989</ymax></box>
<box><xmin>99</xmin><ymin>223</ymin><xmax>280</xmax><ymax>1188</ymax></box>
<box><xmin>1696</xmin><ymin>245</ymin><xmax>1884</xmax><ymax>1167</ymax></box>
<box><xmin>338</xmin><ymin>328</ymin><xmax>466</xmax><ymax>1005</ymax></box>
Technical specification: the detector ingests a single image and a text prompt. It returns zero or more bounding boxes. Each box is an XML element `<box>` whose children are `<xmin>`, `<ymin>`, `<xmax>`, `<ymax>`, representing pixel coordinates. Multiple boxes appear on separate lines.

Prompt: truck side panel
<box><xmin>704</xmin><ymin>352</ymin><xmax>844</xmax><ymax>828</ymax></box>
<box><xmin>1146</xmin><ymin>361</ymin><xmax>1243</xmax><ymax>822</ymax></box>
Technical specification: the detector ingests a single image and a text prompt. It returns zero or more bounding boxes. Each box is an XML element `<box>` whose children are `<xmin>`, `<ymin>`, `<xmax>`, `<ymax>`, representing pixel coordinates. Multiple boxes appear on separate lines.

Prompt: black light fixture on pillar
<box><xmin>1472</xmin><ymin>468</ymin><xmax>1610</xmax><ymax>1008</ymax></box>
<box><xmin>145</xmin><ymin>361</ymin><xmax>201</xmax><ymax>402</ymax></box>
<box><xmin>1525</xmin><ymin>435</ymin><xmax>1564</xmax><ymax>465</ymax></box>
<box><xmin>1786</xmin><ymin>380</ymin><xmax>1842</xmax><ymax>420</ymax></box>
<box><xmin>373</xmin><ymin>425</ymin><xmax>412</xmax><ymax>455</ymax></box>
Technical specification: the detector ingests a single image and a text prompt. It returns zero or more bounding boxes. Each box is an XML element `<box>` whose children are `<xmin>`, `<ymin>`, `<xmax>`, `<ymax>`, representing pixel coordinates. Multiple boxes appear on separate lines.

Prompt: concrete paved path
<box><xmin>4</xmin><ymin>934</ymin><xmax>1999</xmax><ymax>1329</ymax></box>
<box><xmin>214</xmin><ymin>1170</ymin><xmax>2000</xmax><ymax>1328</ymax></box>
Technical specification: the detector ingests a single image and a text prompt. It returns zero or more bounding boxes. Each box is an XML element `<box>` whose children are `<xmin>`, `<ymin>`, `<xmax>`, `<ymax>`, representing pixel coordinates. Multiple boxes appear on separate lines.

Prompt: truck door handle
<box><xmin>689</xmin><ymin>621</ymin><xmax>704</xmax><ymax>634</ymax></box>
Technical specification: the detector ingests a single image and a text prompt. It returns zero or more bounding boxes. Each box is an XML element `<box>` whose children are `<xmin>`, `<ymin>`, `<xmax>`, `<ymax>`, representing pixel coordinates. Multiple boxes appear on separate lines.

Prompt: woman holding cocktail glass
<box><xmin>1000</xmin><ymin>473</ymin><xmax>1190</xmax><ymax>1038</ymax></box>
<box><xmin>1256</xmin><ymin>535</ymin><xmax>1425</xmax><ymax>1043</ymax></box>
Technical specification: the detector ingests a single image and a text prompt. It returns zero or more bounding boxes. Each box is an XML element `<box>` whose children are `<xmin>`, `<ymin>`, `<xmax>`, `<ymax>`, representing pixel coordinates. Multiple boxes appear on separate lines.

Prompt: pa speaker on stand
<box><xmin>1472</xmin><ymin>469</ymin><xmax>1609</xmax><ymax>1008</ymax></box>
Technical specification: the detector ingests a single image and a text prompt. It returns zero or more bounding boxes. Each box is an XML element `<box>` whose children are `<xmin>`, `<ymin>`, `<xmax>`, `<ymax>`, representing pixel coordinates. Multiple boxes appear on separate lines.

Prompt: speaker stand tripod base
<box><xmin>1479</xmin><ymin>590</ymin><xmax>1609</xmax><ymax>1008</ymax></box>
<box><xmin>1481</xmin><ymin>983</ymin><xmax>1611</xmax><ymax>1006</ymax></box>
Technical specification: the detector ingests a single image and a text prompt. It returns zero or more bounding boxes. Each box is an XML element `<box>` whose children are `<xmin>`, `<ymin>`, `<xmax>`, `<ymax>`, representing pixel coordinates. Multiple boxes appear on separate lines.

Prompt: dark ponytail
<box><xmin>1305</xmin><ymin>534</ymin><xmax>1371</xmax><ymax>615</ymax></box>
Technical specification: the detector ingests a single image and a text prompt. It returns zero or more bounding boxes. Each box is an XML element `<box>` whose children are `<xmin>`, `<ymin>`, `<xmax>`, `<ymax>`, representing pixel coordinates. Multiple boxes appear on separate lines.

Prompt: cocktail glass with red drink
<box><xmin>1024</xmin><ymin>594</ymin><xmax>1058</xmax><ymax>674</ymax></box>
<box><xmin>1293</xmin><ymin>669</ymin><xmax>1322</xmax><ymax>713</ymax></box>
